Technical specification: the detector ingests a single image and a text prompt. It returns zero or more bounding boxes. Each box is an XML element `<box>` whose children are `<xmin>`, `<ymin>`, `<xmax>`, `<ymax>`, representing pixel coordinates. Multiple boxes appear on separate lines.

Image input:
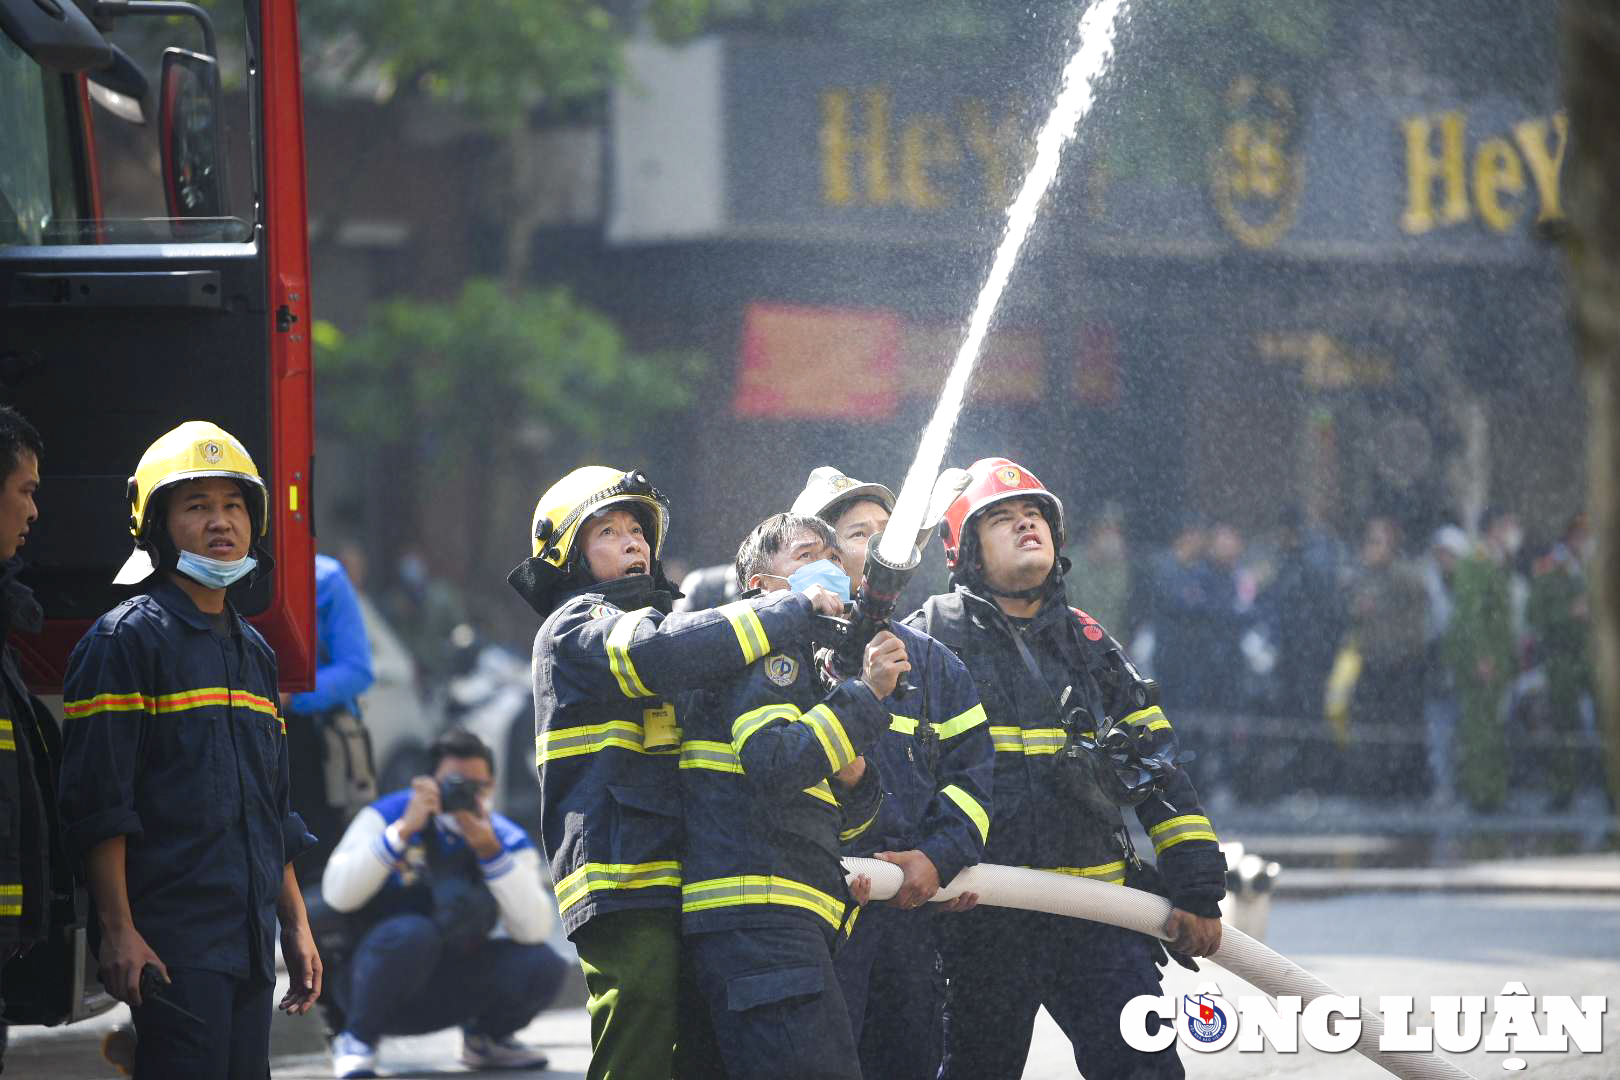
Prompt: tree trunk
<box><xmin>1563</xmin><ymin>2</ymin><xmax>1620</xmax><ymax>808</ymax></box>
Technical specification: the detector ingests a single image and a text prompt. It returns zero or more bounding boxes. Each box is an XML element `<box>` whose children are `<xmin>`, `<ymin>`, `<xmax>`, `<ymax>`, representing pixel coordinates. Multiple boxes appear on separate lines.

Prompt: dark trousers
<box><xmin>939</xmin><ymin>908</ymin><xmax>1182</xmax><ymax>1080</ymax></box>
<box><xmin>336</xmin><ymin>914</ymin><xmax>566</xmax><ymax>1044</ymax></box>
<box><xmin>131</xmin><ymin>967</ymin><xmax>272</xmax><ymax>1080</ymax></box>
<box><xmin>689</xmin><ymin>919</ymin><xmax>860</xmax><ymax>1080</ymax></box>
<box><xmin>833</xmin><ymin>903</ymin><xmax>942</xmax><ymax>1080</ymax></box>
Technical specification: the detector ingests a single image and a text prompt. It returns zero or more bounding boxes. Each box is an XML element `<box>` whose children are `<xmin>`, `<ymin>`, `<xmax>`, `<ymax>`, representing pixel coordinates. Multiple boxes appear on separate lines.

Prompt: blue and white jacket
<box><xmin>321</xmin><ymin>788</ymin><xmax>552</xmax><ymax>944</ymax></box>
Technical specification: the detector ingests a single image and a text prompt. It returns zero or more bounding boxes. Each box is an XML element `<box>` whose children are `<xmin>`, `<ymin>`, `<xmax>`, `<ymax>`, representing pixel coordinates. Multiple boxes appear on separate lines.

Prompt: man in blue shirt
<box><xmin>285</xmin><ymin>553</ymin><xmax>376</xmax><ymax>884</ymax></box>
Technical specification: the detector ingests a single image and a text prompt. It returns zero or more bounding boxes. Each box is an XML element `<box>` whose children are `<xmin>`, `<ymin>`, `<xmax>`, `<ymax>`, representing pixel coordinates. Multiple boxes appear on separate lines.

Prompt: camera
<box><xmin>439</xmin><ymin>773</ymin><xmax>481</xmax><ymax>814</ymax></box>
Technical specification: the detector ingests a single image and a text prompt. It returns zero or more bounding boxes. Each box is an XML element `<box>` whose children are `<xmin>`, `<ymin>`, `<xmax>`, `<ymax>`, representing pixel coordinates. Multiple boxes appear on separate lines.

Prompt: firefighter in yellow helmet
<box><xmin>508</xmin><ymin>466</ymin><xmax>843</xmax><ymax>1080</ymax></box>
<box><xmin>112</xmin><ymin>420</ymin><xmax>271</xmax><ymax>586</ymax></box>
<box><xmin>58</xmin><ymin>421</ymin><xmax>322</xmax><ymax>1077</ymax></box>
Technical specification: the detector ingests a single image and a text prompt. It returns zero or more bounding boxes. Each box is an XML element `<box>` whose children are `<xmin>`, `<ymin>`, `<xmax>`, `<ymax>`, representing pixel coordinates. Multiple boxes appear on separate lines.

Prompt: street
<box><xmin>6</xmin><ymin>883</ymin><xmax>1616</xmax><ymax>1079</ymax></box>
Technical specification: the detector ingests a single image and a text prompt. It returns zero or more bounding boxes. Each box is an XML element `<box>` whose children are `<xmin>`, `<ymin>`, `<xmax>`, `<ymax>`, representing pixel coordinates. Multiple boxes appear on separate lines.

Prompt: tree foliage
<box><xmin>298</xmin><ymin>0</ymin><xmax>708</xmax><ymax>128</ymax></box>
<box><xmin>316</xmin><ymin>279</ymin><xmax>704</xmax><ymax>463</ymax></box>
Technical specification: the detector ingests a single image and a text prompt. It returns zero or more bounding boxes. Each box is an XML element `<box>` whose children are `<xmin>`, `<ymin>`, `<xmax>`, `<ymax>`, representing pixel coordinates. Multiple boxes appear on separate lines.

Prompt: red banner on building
<box><xmin>733</xmin><ymin>303</ymin><xmax>902</xmax><ymax>418</ymax></box>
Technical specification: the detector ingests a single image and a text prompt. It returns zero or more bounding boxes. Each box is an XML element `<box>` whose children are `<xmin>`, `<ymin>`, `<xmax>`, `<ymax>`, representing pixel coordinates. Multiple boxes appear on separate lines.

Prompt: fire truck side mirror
<box><xmin>159</xmin><ymin>46</ymin><xmax>227</xmax><ymax>223</ymax></box>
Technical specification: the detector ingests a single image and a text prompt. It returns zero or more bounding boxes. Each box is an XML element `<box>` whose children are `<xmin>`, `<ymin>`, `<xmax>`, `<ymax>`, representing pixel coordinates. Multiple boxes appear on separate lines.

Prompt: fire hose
<box><xmin>842</xmin><ymin>858</ymin><xmax>1479</xmax><ymax>1080</ymax></box>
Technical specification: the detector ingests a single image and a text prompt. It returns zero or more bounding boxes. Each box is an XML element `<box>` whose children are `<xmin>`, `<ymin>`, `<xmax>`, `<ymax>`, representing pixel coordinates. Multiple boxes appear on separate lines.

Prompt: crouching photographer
<box><xmin>319</xmin><ymin>728</ymin><xmax>567</xmax><ymax>1078</ymax></box>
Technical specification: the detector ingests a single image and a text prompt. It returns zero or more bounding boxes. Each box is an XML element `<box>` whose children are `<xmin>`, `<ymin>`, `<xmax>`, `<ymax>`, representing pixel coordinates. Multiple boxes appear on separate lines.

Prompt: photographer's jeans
<box><xmin>336</xmin><ymin>914</ymin><xmax>567</xmax><ymax>1044</ymax></box>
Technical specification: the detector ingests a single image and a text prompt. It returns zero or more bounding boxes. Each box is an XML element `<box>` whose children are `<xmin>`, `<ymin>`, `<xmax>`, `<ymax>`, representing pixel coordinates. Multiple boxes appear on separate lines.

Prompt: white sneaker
<box><xmin>460</xmin><ymin>1032</ymin><xmax>549</xmax><ymax>1070</ymax></box>
<box><xmin>330</xmin><ymin>1031</ymin><xmax>378</xmax><ymax>1078</ymax></box>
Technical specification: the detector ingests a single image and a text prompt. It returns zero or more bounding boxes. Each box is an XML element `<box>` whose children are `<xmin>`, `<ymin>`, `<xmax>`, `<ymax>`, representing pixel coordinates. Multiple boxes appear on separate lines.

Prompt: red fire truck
<box><xmin>0</xmin><ymin>0</ymin><xmax>314</xmax><ymax>1025</ymax></box>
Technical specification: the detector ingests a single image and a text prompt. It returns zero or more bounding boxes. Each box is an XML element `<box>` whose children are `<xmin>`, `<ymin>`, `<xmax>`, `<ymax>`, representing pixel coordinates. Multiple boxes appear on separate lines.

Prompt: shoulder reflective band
<box><xmin>1121</xmin><ymin>705</ymin><xmax>1171</xmax><ymax>732</ymax></box>
<box><xmin>680</xmin><ymin>739</ymin><xmax>744</xmax><ymax>773</ymax></box>
<box><xmin>554</xmin><ymin>860</ymin><xmax>681</xmax><ymax>914</ymax></box>
<box><xmin>1148</xmin><ymin>814</ymin><xmax>1217</xmax><ymax>854</ymax></box>
<box><xmin>716</xmin><ymin>600</ymin><xmax>770</xmax><ymax>665</ymax></box>
<box><xmin>681</xmin><ymin>875</ymin><xmax>846</xmax><ymax>930</ymax></box>
<box><xmin>0</xmin><ymin>883</ymin><xmax>21</xmax><ymax>916</ymax></box>
<box><xmin>537</xmin><ymin>719</ymin><xmax>646</xmax><ymax>765</ymax></box>
<box><xmin>1040</xmin><ymin>860</ymin><xmax>1126</xmax><ymax>885</ymax></box>
<box><xmin>931</xmin><ymin>703</ymin><xmax>987</xmax><ymax>740</ymax></box>
<box><xmin>988</xmin><ymin>726</ymin><xmax>1067</xmax><ymax>755</ymax></box>
<box><xmin>64</xmin><ymin>687</ymin><xmax>280</xmax><ymax>719</ymax></box>
<box><xmin>732</xmin><ymin>704</ymin><xmax>799</xmax><ymax>753</ymax></box>
<box><xmin>941</xmin><ymin>784</ymin><xmax>990</xmax><ymax>844</ymax></box>
<box><xmin>605</xmin><ymin>608</ymin><xmax>656</xmax><ymax>699</ymax></box>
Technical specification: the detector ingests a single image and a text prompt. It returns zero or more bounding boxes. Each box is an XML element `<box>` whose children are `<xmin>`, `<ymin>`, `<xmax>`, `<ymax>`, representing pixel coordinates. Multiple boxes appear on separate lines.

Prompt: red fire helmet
<box><xmin>940</xmin><ymin>457</ymin><xmax>1066</xmax><ymax>571</ymax></box>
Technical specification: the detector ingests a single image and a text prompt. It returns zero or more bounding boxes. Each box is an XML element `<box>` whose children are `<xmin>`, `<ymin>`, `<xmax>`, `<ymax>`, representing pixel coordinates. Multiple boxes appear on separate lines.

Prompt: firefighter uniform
<box><xmin>918</xmin><ymin>457</ymin><xmax>1225</xmax><ymax>1080</ymax></box>
<box><xmin>59</xmin><ymin>580</ymin><xmax>315</xmax><ymax>1075</ymax></box>
<box><xmin>679</xmin><ymin>627</ymin><xmax>888</xmax><ymax>1080</ymax></box>
<box><xmin>918</xmin><ymin>588</ymin><xmax>1224</xmax><ymax>1079</ymax></box>
<box><xmin>0</xmin><ymin>560</ymin><xmax>69</xmax><ymax>1016</ymax></box>
<box><xmin>511</xmin><ymin>465</ymin><xmax>829</xmax><ymax>1080</ymax></box>
<box><xmin>832</xmin><ymin>619</ymin><xmax>992</xmax><ymax>1080</ymax></box>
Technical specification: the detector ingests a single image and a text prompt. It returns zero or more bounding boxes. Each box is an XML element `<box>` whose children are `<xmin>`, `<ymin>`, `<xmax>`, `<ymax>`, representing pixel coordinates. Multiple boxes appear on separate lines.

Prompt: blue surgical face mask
<box><xmin>175</xmin><ymin>550</ymin><xmax>257</xmax><ymax>589</ymax></box>
<box><xmin>786</xmin><ymin>558</ymin><xmax>852</xmax><ymax>603</ymax></box>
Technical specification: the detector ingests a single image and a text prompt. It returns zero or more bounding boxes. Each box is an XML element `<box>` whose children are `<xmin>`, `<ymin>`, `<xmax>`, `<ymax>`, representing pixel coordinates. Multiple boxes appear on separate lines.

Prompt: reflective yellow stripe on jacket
<box><xmin>732</xmin><ymin>703</ymin><xmax>856</xmax><ymax>774</ymax></box>
<box><xmin>932</xmin><ymin>703</ymin><xmax>987</xmax><ymax>739</ymax></box>
<box><xmin>537</xmin><ymin>720</ymin><xmax>646</xmax><ymax>766</ymax></box>
<box><xmin>682</xmin><ymin>740</ymin><xmax>840</xmax><ymax>808</ymax></box>
<box><xmin>989</xmin><ymin>726</ymin><xmax>1067</xmax><ymax>755</ymax></box>
<box><xmin>0</xmin><ymin>883</ymin><xmax>20</xmax><ymax>917</ymax></box>
<box><xmin>605</xmin><ymin>608</ymin><xmax>656</xmax><ymax>699</ymax></box>
<box><xmin>63</xmin><ymin>688</ymin><xmax>279</xmax><ymax>719</ymax></box>
<box><xmin>1148</xmin><ymin>814</ymin><xmax>1217</xmax><ymax>854</ymax></box>
<box><xmin>839</xmin><ymin>802</ymin><xmax>880</xmax><ymax>844</ymax></box>
<box><xmin>0</xmin><ymin>717</ymin><xmax>13</xmax><ymax>753</ymax></box>
<box><xmin>553</xmin><ymin>860</ymin><xmax>681</xmax><ymax>914</ymax></box>
<box><xmin>941</xmin><ymin>784</ymin><xmax>990</xmax><ymax>844</ymax></box>
<box><xmin>890</xmin><ymin>704</ymin><xmax>987</xmax><ymax>741</ymax></box>
<box><xmin>1039</xmin><ymin>860</ymin><xmax>1127</xmax><ymax>885</ymax></box>
<box><xmin>681</xmin><ymin>875</ymin><xmax>847</xmax><ymax>931</ymax></box>
<box><xmin>1122</xmin><ymin>706</ymin><xmax>1171</xmax><ymax>733</ymax></box>
<box><xmin>716</xmin><ymin>600</ymin><xmax>770</xmax><ymax>665</ymax></box>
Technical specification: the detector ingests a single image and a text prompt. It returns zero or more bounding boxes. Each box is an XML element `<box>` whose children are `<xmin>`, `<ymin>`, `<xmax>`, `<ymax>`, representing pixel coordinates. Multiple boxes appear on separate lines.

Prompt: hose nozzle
<box><xmin>824</xmin><ymin>531</ymin><xmax>921</xmax><ymax>694</ymax></box>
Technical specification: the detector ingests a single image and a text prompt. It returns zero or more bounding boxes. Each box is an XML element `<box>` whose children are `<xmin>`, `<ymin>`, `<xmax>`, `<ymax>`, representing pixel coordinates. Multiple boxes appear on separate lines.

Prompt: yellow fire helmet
<box><xmin>112</xmin><ymin>420</ymin><xmax>268</xmax><ymax>585</ymax></box>
<box><xmin>528</xmin><ymin>465</ymin><xmax>669</xmax><ymax>569</ymax></box>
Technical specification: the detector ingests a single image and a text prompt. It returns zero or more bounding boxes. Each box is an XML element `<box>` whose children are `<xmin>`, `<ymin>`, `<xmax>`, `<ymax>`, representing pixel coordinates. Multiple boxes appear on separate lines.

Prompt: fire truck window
<box><xmin>0</xmin><ymin>32</ymin><xmax>55</xmax><ymax>246</ymax></box>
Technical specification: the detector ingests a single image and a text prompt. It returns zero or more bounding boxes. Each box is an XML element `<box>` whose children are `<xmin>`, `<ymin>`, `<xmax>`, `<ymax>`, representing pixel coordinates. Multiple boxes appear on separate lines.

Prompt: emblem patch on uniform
<box><xmin>997</xmin><ymin>465</ymin><xmax>1022</xmax><ymax>486</ymax></box>
<box><xmin>1084</xmin><ymin>624</ymin><xmax>1104</xmax><ymax>641</ymax></box>
<box><xmin>201</xmin><ymin>441</ymin><xmax>223</xmax><ymax>464</ymax></box>
<box><xmin>764</xmin><ymin>653</ymin><xmax>799</xmax><ymax>687</ymax></box>
<box><xmin>587</xmin><ymin>603</ymin><xmax>612</xmax><ymax>620</ymax></box>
